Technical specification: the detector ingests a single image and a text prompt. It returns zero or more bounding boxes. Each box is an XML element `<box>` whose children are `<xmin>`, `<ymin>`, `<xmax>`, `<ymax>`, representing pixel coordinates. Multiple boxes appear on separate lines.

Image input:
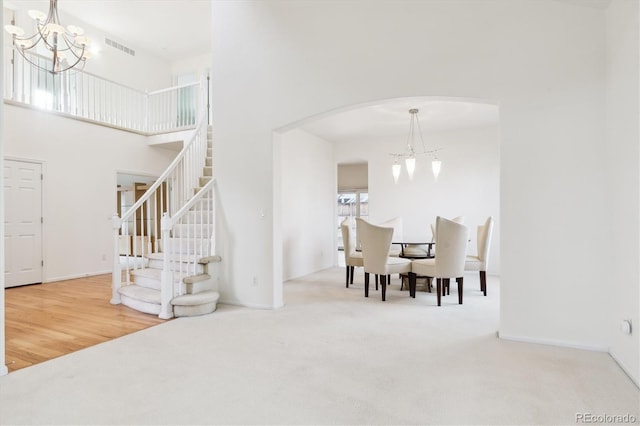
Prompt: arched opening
<box><xmin>276</xmin><ymin>95</ymin><xmax>500</xmax><ymax>306</ymax></box>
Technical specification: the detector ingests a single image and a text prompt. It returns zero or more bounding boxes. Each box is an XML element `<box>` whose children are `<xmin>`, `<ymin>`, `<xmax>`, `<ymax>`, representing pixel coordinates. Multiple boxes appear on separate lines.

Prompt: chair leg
<box><xmin>388</xmin><ymin>275</ymin><xmax>391</xmax><ymax>285</ymax></box>
<box><xmin>427</xmin><ymin>277</ymin><xmax>432</xmax><ymax>293</ymax></box>
<box><xmin>381</xmin><ymin>274</ymin><xmax>387</xmax><ymax>301</ymax></box>
<box><xmin>375</xmin><ymin>274</ymin><xmax>379</xmax><ymax>291</ymax></box>
<box><xmin>457</xmin><ymin>277</ymin><xmax>464</xmax><ymax>304</ymax></box>
<box><xmin>444</xmin><ymin>278</ymin><xmax>450</xmax><ymax>295</ymax></box>
<box><xmin>345</xmin><ymin>265</ymin><xmax>350</xmax><ymax>288</ymax></box>
<box><xmin>436</xmin><ymin>278</ymin><xmax>442</xmax><ymax>306</ymax></box>
<box><xmin>365</xmin><ymin>273</ymin><xmax>370</xmax><ymax>297</ymax></box>
<box><xmin>408</xmin><ymin>272</ymin><xmax>417</xmax><ymax>298</ymax></box>
<box><xmin>480</xmin><ymin>270</ymin><xmax>487</xmax><ymax>296</ymax></box>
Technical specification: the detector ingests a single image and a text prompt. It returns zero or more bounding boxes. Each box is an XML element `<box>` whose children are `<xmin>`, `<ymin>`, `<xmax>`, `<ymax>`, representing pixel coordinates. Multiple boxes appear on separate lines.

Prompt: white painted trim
<box><xmin>3</xmin><ymin>100</ymin><xmax>196</xmax><ymax>137</ymax></box>
<box><xmin>44</xmin><ymin>270</ymin><xmax>112</xmax><ymax>283</ymax></box>
<box><xmin>609</xmin><ymin>349</ymin><xmax>640</xmax><ymax>389</ymax></box>
<box><xmin>498</xmin><ymin>332</ymin><xmax>609</xmax><ymax>352</ymax></box>
<box><xmin>4</xmin><ymin>158</ymin><xmax>45</xmax><ymax>287</ymax></box>
<box><xmin>0</xmin><ymin>365</ymin><xmax>7</xmax><ymax>376</ymax></box>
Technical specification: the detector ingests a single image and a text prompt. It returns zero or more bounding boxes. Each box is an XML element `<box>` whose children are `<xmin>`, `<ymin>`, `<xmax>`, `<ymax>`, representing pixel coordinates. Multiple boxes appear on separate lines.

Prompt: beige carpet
<box><xmin>0</xmin><ymin>268</ymin><xmax>638</xmax><ymax>425</ymax></box>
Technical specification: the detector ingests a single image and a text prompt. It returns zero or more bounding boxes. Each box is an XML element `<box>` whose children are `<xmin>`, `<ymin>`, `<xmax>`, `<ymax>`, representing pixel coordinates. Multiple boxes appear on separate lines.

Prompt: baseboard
<box><xmin>45</xmin><ymin>270</ymin><xmax>112</xmax><ymax>283</ymax></box>
<box><xmin>498</xmin><ymin>332</ymin><xmax>609</xmax><ymax>352</ymax></box>
<box><xmin>609</xmin><ymin>349</ymin><xmax>640</xmax><ymax>389</ymax></box>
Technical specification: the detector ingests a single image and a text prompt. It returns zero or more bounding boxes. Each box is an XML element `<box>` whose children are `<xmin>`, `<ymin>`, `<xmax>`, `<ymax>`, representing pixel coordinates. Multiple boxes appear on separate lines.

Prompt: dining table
<box><xmin>393</xmin><ymin>241</ymin><xmax>435</xmax><ymax>292</ymax></box>
<box><xmin>392</xmin><ymin>241</ymin><xmax>435</xmax><ymax>259</ymax></box>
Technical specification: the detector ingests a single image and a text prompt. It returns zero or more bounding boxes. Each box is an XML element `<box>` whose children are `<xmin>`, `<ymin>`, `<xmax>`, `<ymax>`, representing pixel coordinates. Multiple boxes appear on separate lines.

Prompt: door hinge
<box><xmin>41</xmin><ymin>217</ymin><xmax>43</xmax><ymax>224</ymax></box>
<box><xmin>41</xmin><ymin>260</ymin><xmax>44</xmax><ymax>266</ymax></box>
<box><xmin>41</xmin><ymin>173</ymin><xmax>43</xmax><ymax>180</ymax></box>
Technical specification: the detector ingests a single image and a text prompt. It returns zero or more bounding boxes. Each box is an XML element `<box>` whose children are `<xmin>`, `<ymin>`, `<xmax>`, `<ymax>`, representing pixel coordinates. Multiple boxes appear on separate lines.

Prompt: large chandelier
<box><xmin>5</xmin><ymin>0</ymin><xmax>90</xmax><ymax>74</ymax></box>
<box><xmin>390</xmin><ymin>108</ymin><xmax>442</xmax><ymax>183</ymax></box>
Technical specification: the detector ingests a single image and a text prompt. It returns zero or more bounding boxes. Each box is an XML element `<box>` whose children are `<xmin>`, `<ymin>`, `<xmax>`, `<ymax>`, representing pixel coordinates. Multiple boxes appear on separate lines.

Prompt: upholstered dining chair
<box><xmin>464</xmin><ymin>216</ymin><xmax>494</xmax><ymax>296</ymax></box>
<box><xmin>409</xmin><ymin>216</ymin><xmax>469</xmax><ymax>306</ymax></box>
<box><xmin>356</xmin><ymin>218</ymin><xmax>412</xmax><ymax>301</ymax></box>
<box><xmin>340</xmin><ymin>217</ymin><xmax>363</xmax><ymax>288</ymax></box>
<box><xmin>379</xmin><ymin>216</ymin><xmax>403</xmax><ymax>257</ymax></box>
<box><xmin>429</xmin><ymin>216</ymin><xmax>464</xmax><ymax>256</ymax></box>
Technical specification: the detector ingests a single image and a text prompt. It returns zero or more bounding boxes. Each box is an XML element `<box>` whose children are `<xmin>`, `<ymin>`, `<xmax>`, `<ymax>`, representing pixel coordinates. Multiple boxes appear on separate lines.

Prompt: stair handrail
<box><xmin>161</xmin><ymin>176</ymin><xmax>217</xmax><ymax>317</ymax></box>
<box><xmin>118</xmin><ymin>110</ymin><xmax>207</xmax><ymax>226</ymax></box>
<box><xmin>112</xmin><ymin>81</ymin><xmax>208</xmax><ymax>306</ymax></box>
<box><xmin>171</xmin><ymin>177</ymin><xmax>216</xmax><ymax>223</ymax></box>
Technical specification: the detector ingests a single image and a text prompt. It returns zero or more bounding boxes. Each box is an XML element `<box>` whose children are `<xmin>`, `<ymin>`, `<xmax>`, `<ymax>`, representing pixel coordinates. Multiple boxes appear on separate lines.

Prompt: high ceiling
<box><xmin>300</xmin><ymin>98</ymin><xmax>500</xmax><ymax>144</ymax></box>
<box><xmin>3</xmin><ymin>0</ymin><xmax>605</xmax><ymax>141</ymax></box>
<box><xmin>5</xmin><ymin>0</ymin><xmax>212</xmax><ymax>61</ymax></box>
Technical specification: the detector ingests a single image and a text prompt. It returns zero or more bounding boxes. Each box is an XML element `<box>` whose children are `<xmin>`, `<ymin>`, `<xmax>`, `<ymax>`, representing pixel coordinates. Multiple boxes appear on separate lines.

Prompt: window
<box><xmin>337</xmin><ymin>190</ymin><xmax>368</xmax><ymax>250</ymax></box>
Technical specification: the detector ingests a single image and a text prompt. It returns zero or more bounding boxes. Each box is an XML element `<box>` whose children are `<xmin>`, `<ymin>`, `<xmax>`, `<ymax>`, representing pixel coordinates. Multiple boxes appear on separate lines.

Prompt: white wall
<box><xmin>335</xmin><ymin>125</ymin><xmax>500</xmax><ymax>274</ymax></box>
<box><xmin>212</xmin><ymin>0</ymin><xmax>615</xmax><ymax>351</ymax></box>
<box><xmin>3</xmin><ymin>105</ymin><xmax>176</xmax><ymax>281</ymax></box>
<box><xmin>171</xmin><ymin>53</ymin><xmax>212</xmax><ymax>80</ymax></box>
<box><xmin>281</xmin><ymin>129</ymin><xmax>334</xmax><ymax>281</ymax></box>
<box><xmin>605</xmin><ymin>0</ymin><xmax>639</xmax><ymax>384</ymax></box>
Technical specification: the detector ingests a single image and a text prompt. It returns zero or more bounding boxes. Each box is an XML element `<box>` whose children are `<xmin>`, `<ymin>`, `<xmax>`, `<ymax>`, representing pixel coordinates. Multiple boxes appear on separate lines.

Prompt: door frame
<box><xmin>4</xmin><ymin>156</ymin><xmax>45</xmax><ymax>286</ymax></box>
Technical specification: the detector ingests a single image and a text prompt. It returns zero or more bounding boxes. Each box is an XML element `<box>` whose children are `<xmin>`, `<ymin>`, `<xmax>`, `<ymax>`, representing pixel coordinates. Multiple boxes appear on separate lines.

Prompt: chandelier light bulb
<box><xmin>405</xmin><ymin>156</ymin><xmax>416</xmax><ymax>181</ymax></box>
<box><xmin>67</xmin><ymin>25</ymin><xmax>84</xmax><ymax>36</ymax></box>
<box><xmin>4</xmin><ymin>25</ymin><xmax>25</xmax><ymax>36</ymax></box>
<box><xmin>432</xmin><ymin>159</ymin><xmax>442</xmax><ymax>180</ymax></box>
<box><xmin>392</xmin><ymin>162</ymin><xmax>401</xmax><ymax>184</ymax></box>
<box><xmin>28</xmin><ymin>10</ymin><xmax>47</xmax><ymax>21</ymax></box>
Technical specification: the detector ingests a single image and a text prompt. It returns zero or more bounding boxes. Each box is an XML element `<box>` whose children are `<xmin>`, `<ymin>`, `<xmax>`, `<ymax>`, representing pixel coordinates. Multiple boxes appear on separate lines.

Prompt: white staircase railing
<box><xmin>4</xmin><ymin>46</ymin><xmax>217</xmax><ymax>318</ymax></box>
<box><xmin>4</xmin><ymin>47</ymin><xmax>200</xmax><ymax>134</ymax></box>
<box><xmin>111</xmin><ymin>85</ymin><xmax>212</xmax><ymax>317</ymax></box>
<box><xmin>159</xmin><ymin>177</ymin><xmax>216</xmax><ymax>317</ymax></box>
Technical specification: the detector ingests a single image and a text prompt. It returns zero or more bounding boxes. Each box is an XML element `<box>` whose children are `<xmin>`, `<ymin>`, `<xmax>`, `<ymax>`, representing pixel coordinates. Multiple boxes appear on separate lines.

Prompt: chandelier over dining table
<box><xmin>4</xmin><ymin>0</ymin><xmax>91</xmax><ymax>74</ymax></box>
<box><xmin>390</xmin><ymin>108</ymin><xmax>442</xmax><ymax>183</ymax></box>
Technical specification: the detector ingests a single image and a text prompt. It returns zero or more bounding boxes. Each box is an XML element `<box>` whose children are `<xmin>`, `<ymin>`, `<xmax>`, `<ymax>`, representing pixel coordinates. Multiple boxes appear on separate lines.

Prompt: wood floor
<box><xmin>4</xmin><ymin>274</ymin><xmax>167</xmax><ymax>373</ymax></box>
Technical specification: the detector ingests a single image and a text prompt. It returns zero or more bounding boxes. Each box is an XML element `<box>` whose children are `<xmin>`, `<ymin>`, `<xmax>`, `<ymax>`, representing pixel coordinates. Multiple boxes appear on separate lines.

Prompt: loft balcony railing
<box><xmin>3</xmin><ymin>47</ymin><xmax>205</xmax><ymax>134</ymax></box>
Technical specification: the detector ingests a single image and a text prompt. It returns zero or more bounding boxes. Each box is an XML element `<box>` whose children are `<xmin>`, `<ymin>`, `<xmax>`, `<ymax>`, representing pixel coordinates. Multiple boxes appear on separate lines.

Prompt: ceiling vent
<box><xmin>105</xmin><ymin>37</ymin><xmax>135</xmax><ymax>57</ymax></box>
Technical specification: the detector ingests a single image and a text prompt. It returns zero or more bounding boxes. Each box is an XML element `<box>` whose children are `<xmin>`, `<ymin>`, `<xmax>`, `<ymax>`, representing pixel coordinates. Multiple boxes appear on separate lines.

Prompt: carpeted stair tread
<box><xmin>146</xmin><ymin>252</ymin><xmax>220</xmax><ymax>264</ymax></box>
<box><xmin>130</xmin><ymin>267</ymin><xmax>162</xmax><ymax>280</ymax></box>
<box><xmin>172</xmin><ymin>290</ymin><xmax>219</xmax><ymax>306</ymax></box>
<box><xmin>183</xmin><ymin>274</ymin><xmax>210</xmax><ymax>284</ymax></box>
<box><xmin>130</xmin><ymin>266</ymin><xmax>195</xmax><ymax>285</ymax></box>
<box><xmin>146</xmin><ymin>252</ymin><xmax>200</xmax><ymax>263</ymax></box>
<box><xmin>198</xmin><ymin>255</ymin><xmax>222</xmax><ymax>264</ymax></box>
<box><xmin>119</xmin><ymin>285</ymin><xmax>161</xmax><ymax>304</ymax></box>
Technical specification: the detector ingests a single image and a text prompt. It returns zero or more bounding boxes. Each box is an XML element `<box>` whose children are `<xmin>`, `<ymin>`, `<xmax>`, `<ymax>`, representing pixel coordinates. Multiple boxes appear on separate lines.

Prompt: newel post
<box><xmin>111</xmin><ymin>214</ymin><xmax>122</xmax><ymax>305</ymax></box>
<box><xmin>159</xmin><ymin>212</ymin><xmax>174</xmax><ymax>319</ymax></box>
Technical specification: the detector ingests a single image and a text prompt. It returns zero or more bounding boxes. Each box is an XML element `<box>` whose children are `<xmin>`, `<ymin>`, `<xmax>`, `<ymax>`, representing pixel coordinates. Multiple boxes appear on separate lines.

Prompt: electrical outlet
<box><xmin>252</xmin><ymin>276</ymin><xmax>258</xmax><ymax>287</ymax></box>
<box><xmin>101</xmin><ymin>254</ymin><xmax>107</xmax><ymax>261</ymax></box>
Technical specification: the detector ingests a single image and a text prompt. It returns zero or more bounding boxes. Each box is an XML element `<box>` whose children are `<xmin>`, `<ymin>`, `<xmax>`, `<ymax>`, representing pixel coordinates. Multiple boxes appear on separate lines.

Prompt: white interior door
<box><xmin>4</xmin><ymin>159</ymin><xmax>43</xmax><ymax>288</ymax></box>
